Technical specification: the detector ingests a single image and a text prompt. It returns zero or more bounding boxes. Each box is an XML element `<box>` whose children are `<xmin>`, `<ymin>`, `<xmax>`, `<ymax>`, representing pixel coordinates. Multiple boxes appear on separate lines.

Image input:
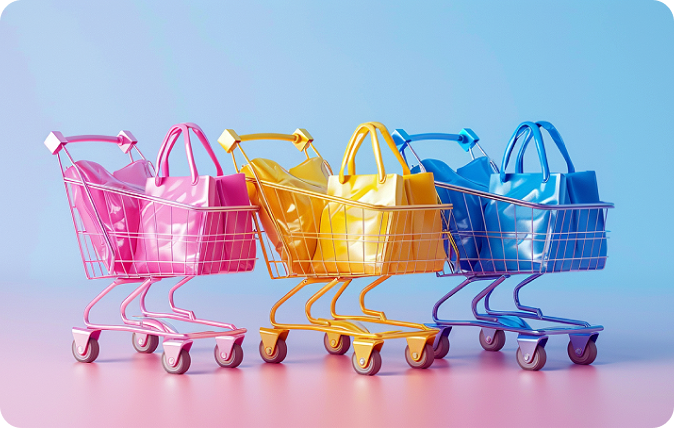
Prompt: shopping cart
<box><xmin>393</xmin><ymin>127</ymin><xmax>613</xmax><ymax>370</ymax></box>
<box><xmin>218</xmin><ymin>127</ymin><xmax>456</xmax><ymax>375</ymax></box>
<box><xmin>46</xmin><ymin>130</ymin><xmax>258</xmax><ymax>374</ymax></box>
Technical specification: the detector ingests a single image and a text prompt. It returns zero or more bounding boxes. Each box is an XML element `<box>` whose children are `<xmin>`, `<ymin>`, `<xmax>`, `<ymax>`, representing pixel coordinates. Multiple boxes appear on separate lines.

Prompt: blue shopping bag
<box><xmin>514</xmin><ymin>121</ymin><xmax>607</xmax><ymax>270</ymax></box>
<box><xmin>392</xmin><ymin>128</ymin><xmax>496</xmax><ymax>271</ymax></box>
<box><xmin>480</xmin><ymin>121</ymin><xmax>575</xmax><ymax>273</ymax></box>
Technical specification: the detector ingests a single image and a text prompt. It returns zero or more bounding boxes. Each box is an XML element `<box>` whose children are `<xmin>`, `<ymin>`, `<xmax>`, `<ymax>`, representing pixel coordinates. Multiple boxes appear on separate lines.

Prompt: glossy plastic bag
<box><xmin>241</xmin><ymin>155</ymin><xmax>330</xmax><ymax>275</ymax></box>
<box><xmin>65</xmin><ymin>159</ymin><xmax>152</xmax><ymax>275</ymax></box>
<box><xmin>314</xmin><ymin>122</ymin><xmax>445</xmax><ymax>275</ymax></box>
<box><xmin>514</xmin><ymin>121</ymin><xmax>606</xmax><ymax>270</ymax></box>
<box><xmin>135</xmin><ymin>123</ymin><xmax>255</xmax><ymax>275</ymax></box>
<box><xmin>480</xmin><ymin>122</ymin><xmax>573</xmax><ymax>272</ymax></box>
<box><xmin>393</xmin><ymin>128</ymin><xmax>495</xmax><ymax>271</ymax></box>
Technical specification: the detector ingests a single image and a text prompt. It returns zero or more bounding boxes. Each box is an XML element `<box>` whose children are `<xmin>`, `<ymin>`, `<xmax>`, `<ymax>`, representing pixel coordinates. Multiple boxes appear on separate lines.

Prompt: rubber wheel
<box><xmin>161</xmin><ymin>349</ymin><xmax>191</xmax><ymax>375</ymax></box>
<box><xmin>433</xmin><ymin>335</ymin><xmax>450</xmax><ymax>359</ymax></box>
<box><xmin>516</xmin><ymin>346</ymin><xmax>547</xmax><ymax>371</ymax></box>
<box><xmin>351</xmin><ymin>349</ymin><xmax>382</xmax><ymax>376</ymax></box>
<box><xmin>405</xmin><ymin>343</ymin><xmax>434</xmax><ymax>369</ymax></box>
<box><xmin>72</xmin><ymin>338</ymin><xmax>100</xmax><ymax>363</ymax></box>
<box><xmin>479</xmin><ymin>329</ymin><xmax>506</xmax><ymax>352</ymax></box>
<box><xmin>567</xmin><ymin>340</ymin><xmax>597</xmax><ymax>365</ymax></box>
<box><xmin>215</xmin><ymin>343</ymin><xmax>244</xmax><ymax>368</ymax></box>
<box><xmin>259</xmin><ymin>338</ymin><xmax>287</xmax><ymax>364</ymax></box>
<box><xmin>132</xmin><ymin>333</ymin><xmax>159</xmax><ymax>354</ymax></box>
<box><xmin>323</xmin><ymin>333</ymin><xmax>351</xmax><ymax>355</ymax></box>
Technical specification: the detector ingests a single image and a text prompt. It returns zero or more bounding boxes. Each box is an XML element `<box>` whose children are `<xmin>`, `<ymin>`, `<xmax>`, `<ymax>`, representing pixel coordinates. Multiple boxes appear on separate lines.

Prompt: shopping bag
<box><xmin>314</xmin><ymin>122</ymin><xmax>445</xmax><ymax>275</ymax></box>
<box><xmin>135</xmin><ymin>123</ymin><xmax>254</xmax><ymax>275</ymax></box>
<box><xmin>65</xmin><ymin>159</ymin><xmax>153</xmax><ymax>275</ymax></box>
<box><xmin>239</xmin><ymin>154</ymin><xmax>331</xmax><ymax>275</ymax></box>
<box><xmin>514</xmin><ymin>121</ymin><xmax>606</xmax><ymax>270</ymax></box>
<box><xmin>393</xmin><ymin>128</ymin><xmax>495</xmax><ymax>271</ymax></box>
<box><xmin>480</xmin><ymin>121</ymin><xmax>572</xmax><ymax>272</ymax></box>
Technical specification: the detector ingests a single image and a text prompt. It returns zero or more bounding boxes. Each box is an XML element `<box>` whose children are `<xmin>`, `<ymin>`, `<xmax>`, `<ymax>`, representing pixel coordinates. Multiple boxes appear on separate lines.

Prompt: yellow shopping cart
<box><xmin>218</xmin><ymin>124</ymin><xmax>456</xmax><ymax>375</ymax></box>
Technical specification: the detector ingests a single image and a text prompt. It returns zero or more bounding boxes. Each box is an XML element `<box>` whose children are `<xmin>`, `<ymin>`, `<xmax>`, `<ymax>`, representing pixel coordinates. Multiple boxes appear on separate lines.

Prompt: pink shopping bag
<box><xmin>64</xmin><ymin>159</ymin><xmax>153</xmax><ymax>275</ymax></box>
<box><xmin>135</xmin><ymin>123</ymin><xmax>255</xmax><ymax>276</ymax></box>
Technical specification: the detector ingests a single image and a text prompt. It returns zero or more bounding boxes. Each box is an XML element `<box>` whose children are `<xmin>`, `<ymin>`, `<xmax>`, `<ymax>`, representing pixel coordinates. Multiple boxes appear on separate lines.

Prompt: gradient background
<box><xmin>1</xmin><ymin>1</ymin><xmax>673</xmax><ymax>427</ymax></box>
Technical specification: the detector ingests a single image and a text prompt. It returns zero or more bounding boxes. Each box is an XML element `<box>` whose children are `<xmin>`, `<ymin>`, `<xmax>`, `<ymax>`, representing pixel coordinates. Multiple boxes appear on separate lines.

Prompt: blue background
<box><xmin>0</xmin><ymin>1</ymin><xmax>673</xmax><ymax>426</ymax></box>
<box><xmin>1</xmin><ymin>0</ymin><xmax>673</xmax><ymax>294</ymax></box>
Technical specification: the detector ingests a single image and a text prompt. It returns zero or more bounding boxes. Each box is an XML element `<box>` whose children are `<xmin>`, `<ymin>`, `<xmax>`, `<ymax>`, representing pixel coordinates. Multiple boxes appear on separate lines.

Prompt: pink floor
<box><xmin>1</xmin><ymin>281</ymin><xmax>672</xmax><ymax>428</ymax></box>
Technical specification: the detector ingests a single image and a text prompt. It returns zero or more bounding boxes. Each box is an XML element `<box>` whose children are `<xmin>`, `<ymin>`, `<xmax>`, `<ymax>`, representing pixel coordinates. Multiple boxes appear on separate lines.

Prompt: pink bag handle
<box><xmin>154</xmin><ymin>123</ymin><xmax>224</xmax><ymax>187</ymax></box>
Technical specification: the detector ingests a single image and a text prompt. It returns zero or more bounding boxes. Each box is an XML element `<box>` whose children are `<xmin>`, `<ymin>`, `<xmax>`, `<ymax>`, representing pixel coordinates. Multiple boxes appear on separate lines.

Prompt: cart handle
<box><xmin>44</xmin><ymin>131</ymin><xmax>139</xmax><ymax>155</ymax></box>
<box><xmin>392</xmin><ymin>129</ymin><xmax>480</xmax><ymax>153</ymax></box>
<box><xmin>219</xmin><ymin>129</ymin><xmax>313</xmax><ymax>153</ymax></box>
<box><xmin>392</xmin><ymin>128</ymin><xmax>499</xmax><ymax>174</ymax></box>
<box><xmin>217</xmin><ymin>128</ymin><xmax>325</xmax><ymax>173</ymax></box>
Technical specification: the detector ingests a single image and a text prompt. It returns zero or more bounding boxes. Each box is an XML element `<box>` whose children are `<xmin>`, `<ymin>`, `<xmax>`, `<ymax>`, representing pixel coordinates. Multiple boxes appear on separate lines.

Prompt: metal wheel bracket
<box><xmin>481</xmin><ymin>328</ymin><xmax>497</xmax><ymax>346</ymax></box>
<box><xmin>135</xmin><ymin>333</ymin><xmax>148</xmax><ymax>348</ymax></box>
<box><xmin>406</xmin><ymin>336</ymin><xmax>433</xmax><ymax>362</ymax></box>
<box><xmin>433</xmin><ymin>327</ymin><xmax>452</xmax><ymax>349</ymax></box>
<box><xmin>569</xmin><ymin>333</ymin><xmax>598</xmax><ymax>356</ymax></box>
<box><xmin>215</xmin><ymin>335</ymin><xmax>244</xmax><ymax>361</ymax></box>
<box><xmin>72</xmin><ymin>328</ymin><xmax>101</xmax><ymax>356</ymax></box>
<box><xmin>260</xmin><ymin>328</ymin><xmax>289</xmax><ymax>356</ymax></box>
<box><xmin>326</xmin><ymin>332</ymin><xmax>344</xmax><ymax>349</ymax></box>
<box><xmin>163</xmin><ymin>340</ymin><xmax>193</xmax><ymax>368</ymax></box>
<box><xmin>516</xmin><ymin>335</ymin><xmax>548</xmax><ymax>365</ymax></box>
<box><xmin>353</xmin><ymin>339</ymin><xmax>384</xmax><ymax>368</ymax></box>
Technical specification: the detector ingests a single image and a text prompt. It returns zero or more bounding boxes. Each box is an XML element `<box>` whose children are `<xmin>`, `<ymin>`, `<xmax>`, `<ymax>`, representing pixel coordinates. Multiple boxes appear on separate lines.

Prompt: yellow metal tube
<box><xmin>304</xmin><ymin>278</ymin><xmax>341</xmax><ymax>325</ymax></box>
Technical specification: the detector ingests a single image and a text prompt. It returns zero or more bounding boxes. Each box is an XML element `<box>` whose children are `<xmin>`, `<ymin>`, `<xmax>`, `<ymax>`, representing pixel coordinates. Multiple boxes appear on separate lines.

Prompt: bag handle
<box><xmin>338</xmin><ymin>122</ymin><xmax>411</xmax><ymax>185</ymax></box>
<box><xmin>515</xmin><ymin>121</ymin><xmax>576</xmax><ymax>174</ymax></box>
<box><xmin>500</xmin><ymin>121</ymin><xmax>550</xmax><ymax>183</ymax></box>
<box><xmin>154</xmin><ymin>123</ymin><xmax>224</xmax><ymax>187</ymax></box>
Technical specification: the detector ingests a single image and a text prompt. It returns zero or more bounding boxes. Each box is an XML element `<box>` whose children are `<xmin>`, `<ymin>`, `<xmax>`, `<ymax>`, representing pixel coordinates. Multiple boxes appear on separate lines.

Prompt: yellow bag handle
<box><xmin>338</xmin><ymin>122</ymin><xmax>412</xmax><ymax>185</ymax></box>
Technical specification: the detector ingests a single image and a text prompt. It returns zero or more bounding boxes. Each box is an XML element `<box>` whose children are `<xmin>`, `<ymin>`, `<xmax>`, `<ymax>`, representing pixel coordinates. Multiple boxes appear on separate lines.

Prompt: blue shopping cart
<box><xmin>393</xmin><ymin>124</ymin><xmax>613</xmax><ymax>370</ymax></box>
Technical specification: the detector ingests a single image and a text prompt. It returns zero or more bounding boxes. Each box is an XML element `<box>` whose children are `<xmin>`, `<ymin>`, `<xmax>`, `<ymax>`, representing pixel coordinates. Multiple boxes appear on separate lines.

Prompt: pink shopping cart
<box><xmin>45</xmin><ymin>126</ymin><xmax>258</xmax><ymax>374</ymax></box>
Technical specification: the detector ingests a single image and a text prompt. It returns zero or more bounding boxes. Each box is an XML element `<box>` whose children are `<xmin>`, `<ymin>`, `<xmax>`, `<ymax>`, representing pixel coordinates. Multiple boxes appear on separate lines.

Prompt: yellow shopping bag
<box><xmin>218</xmin><ymin>129</ymin><xmax>331</xmax><ymax>276</ymax></box>
<box><xmin>312</xmin><ymin>122</ymin><xmax>446</xmax><ymax>276</ymax></box>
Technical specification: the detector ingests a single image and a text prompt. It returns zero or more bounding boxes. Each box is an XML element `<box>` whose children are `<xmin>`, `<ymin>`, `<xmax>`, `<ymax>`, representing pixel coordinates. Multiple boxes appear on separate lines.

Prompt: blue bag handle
<box><xmin>515</xmin><ymin>121</ymin><xmax>576</xmax><ymax>174</ymax></box>
<box><xmin>500</xmin><ymin>121</ymin><xmax>550</xmax><ymax>183</ymax></box>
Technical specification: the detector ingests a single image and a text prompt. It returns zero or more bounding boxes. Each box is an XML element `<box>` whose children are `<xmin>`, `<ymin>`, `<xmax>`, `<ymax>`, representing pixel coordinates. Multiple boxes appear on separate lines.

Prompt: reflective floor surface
<box><xmin>1</xmin><ymin>279</ymin><xmax>672</xmax><ymax>428</ymax></box>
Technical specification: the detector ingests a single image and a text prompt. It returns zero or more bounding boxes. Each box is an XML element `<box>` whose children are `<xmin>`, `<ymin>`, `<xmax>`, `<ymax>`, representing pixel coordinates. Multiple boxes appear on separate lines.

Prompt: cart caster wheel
<box><xmin>405</xmin><ymin>344</ymin><xmax>434</xmax><ymax>369</ymax></box>
<box><xmin>215</xmin><ymin>343</ymin><xmax>244</xmax><ymax>368</ymax></box>
<box><xmin>324</xmin><ymin>334</ymin><xmax>351</xmax><ymax>355</ymax></box>
<box><xmin>516</xmin><ymin>346</ymin><xmax>546</xmax><ymax>371</ymax></box>
<box><xmin>567</xmin><ymin>340</ymin><xmax>597</xmax><ymax>365</ymax></box>
<box><xmin>132</xmin><ymin>333</ymin><xmax>159</xmax><ymax>354</ymax></box>
<box><xmin>351</xmin><ymin>349</ymin><xmax>382</xmax><ymax>376</ymax></box>
<box><xmin>161</xmin><ymin>349</ymin><xmax>191</xmax><ymax>375</ymax></box>
<box><xmin>433</xmin><ymin>335</ymin><xmax>450</xmax><ymax>359</ymax></box>
<box><xmin>259</xmin><ymin>338</ymin><xmax>287</xmax><ymax>364</ymax></box>
<box><xmin>479</xmin><ymin>329</ymin><xmax>506</xmax><ymax>352</ymax></box>
<box><xmin>72</xmin><ymin>338</ymin><xmax>100</xmax><ymax>363</ymax></box>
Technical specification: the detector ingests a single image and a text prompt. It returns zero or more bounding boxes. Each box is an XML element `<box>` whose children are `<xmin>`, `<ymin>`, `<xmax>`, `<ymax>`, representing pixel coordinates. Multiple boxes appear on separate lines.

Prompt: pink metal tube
<box><xmin>138</xmin><ymin>276</ymin><xmax>239</xmax><ymax>331</ymax></box>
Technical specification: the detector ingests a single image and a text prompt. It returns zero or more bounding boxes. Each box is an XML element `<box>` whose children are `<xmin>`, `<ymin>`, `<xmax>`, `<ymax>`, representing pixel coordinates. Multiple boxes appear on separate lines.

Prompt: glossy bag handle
<box><xmin>515</xmin><ymin>121</ymin><xmax>575</xmax><ymax>174</ymax></box>
<box><xmin>338</xmin><ymin>122</ymin><xmax>411</xmax><ymax>185</ymax></box>
<box><xmin>500</xmin><ymin>121</ymin><xmax>550</xmax><ymax>183</ymax></box>
<box><xmin>154</xmin><ymin>123</ymin><xmax>224</xmax><ymax>187</ymax></box>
